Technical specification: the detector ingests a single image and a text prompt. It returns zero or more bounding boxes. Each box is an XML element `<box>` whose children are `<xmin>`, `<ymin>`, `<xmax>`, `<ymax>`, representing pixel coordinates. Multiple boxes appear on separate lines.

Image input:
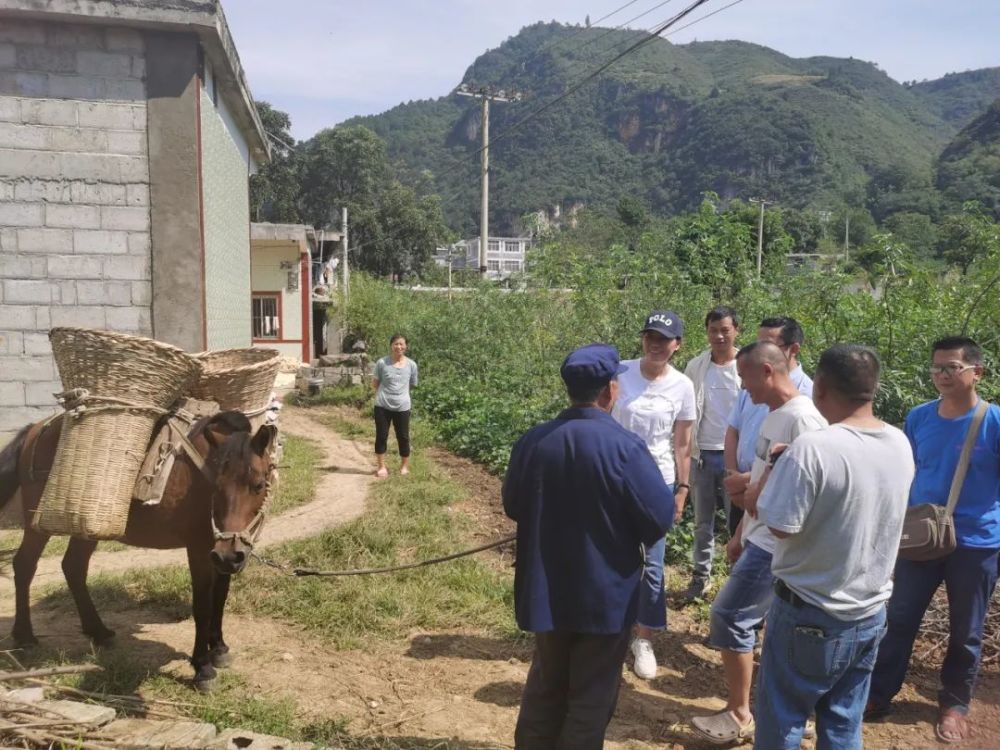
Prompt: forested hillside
<box><xmin>937</xmin><ymin>99</ymin><xmax>1000</xmax><ymax>218</ymax></box>
<box><xmin>348</xmin><ymin>23</ymin><xmax>1000</xmax><ymax>234</ymax></box>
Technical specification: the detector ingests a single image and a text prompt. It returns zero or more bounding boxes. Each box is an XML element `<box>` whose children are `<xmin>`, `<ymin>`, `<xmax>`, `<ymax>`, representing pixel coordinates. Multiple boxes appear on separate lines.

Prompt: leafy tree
<box><xmin>936</xmin><ymin>203</ymin><xmax>1000</xmax><ymax>273</ymax></box>
<box><xmin>884</xmin><ymin>211</ymin><xmax>939</xmax><ymax>260</ymax></box>
<box><xmin>299</xmin><ymin>125</ymin><xmax>391</xmax><ymax>228</ymax></box>
<box><xmin>667</xmin><ymin>195</ymin><xmax>756</xmax><ymax>298</ymax></box>
<box><xmin>350</xmin><ymin>184</ymin><xmax>453</xmax><ymax>278</ymax></box>
<box><xmin>249</xmin><ymin>102</ymin><xmax>302</xmax><ymax>223</ymax></box>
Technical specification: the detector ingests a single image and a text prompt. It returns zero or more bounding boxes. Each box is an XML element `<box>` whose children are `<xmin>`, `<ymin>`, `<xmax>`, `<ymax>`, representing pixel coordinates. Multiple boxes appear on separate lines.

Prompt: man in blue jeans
<box><xmin>867</xmin><ymin>336</ymin><xmax>1000</xmax><ymax>744</ymax></box>
<box><xmin>690</xmin><ymin>342</ymin><xmax>825</xmax><ymax>745</ymax></box>
<box><xmin>754</xmin><ymin>345</ymin><xmax>914</xmax><ymax>750</ymax></box>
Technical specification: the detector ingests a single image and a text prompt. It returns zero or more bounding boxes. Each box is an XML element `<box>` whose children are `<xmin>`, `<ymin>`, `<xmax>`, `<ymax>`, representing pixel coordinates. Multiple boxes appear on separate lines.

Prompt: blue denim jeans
<box><xmin>708</xmin><ymin>541</ymin><xmax>774</xmax><ymax>652</ymax></box>
<box><xmin>869</xmin><ymin>545</ymin><xmax>1000</xmax><ymax>713</ymax></box>
<box><xmin>637</xmin><ymin>536</ymin><xmax>666</xmax><ymax>630</ymax></box>
<box><xmin>692</xmin><ymin>450</ymin><xmax>731</xmax><ymax>582</ymax></box>
<box><xmin>754</xmin><ymin>595</ymin><xmax>887</xmax><ymax>750</ymax></box>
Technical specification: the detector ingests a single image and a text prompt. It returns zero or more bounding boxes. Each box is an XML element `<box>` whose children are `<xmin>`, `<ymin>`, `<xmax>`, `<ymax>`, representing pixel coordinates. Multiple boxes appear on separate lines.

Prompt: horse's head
<box><xmin>198</xmin><ymin>412</ymin><xmax>277</xmax><ymax>575</ymax></box>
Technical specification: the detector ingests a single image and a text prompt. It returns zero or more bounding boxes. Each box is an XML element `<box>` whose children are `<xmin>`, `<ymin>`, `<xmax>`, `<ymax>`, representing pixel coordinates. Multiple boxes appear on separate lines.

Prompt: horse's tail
<box><xmin>0</xmin><ymin>424</ymin><xmax>31</xmax><ymax>510</ymax></box>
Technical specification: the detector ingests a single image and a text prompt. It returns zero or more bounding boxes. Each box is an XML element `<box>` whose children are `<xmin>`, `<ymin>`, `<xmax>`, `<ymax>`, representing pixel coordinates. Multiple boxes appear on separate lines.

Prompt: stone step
<box><xmin>97</xmin><ymin>718</ymin><xmax>218</xmax><ymax>749</ymax></box>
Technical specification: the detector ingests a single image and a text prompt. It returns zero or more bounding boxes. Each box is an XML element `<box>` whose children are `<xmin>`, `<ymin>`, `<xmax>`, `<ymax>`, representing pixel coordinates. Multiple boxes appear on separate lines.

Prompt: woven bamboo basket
<box><xmin>34</xmin><ymin>328</ymin><xmax>202</xmax><ymax>540</ymax></box>
<box><xmin>190</xmin><ymin>348</ymin><xmax>280</xmax><ymax>414</ymax></box>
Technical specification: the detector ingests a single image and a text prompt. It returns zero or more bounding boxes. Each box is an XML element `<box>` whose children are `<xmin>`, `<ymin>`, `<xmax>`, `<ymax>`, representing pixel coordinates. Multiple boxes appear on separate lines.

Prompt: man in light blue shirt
<box><xmin>723</xmin><ymin>317</ymin><xmax>813</xmax><ymax>538</ymax></box>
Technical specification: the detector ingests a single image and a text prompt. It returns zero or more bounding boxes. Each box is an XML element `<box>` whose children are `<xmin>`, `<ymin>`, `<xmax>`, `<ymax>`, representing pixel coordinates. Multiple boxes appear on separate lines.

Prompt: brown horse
<box><xmin>0</xmin><ymin>410</ymin><xmax>276</xmax><ymax>690</ymax></box>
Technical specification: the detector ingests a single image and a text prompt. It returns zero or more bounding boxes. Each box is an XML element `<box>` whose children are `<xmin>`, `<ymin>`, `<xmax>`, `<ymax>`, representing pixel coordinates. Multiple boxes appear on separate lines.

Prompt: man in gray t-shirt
<box><xmin>751</xmin><ymin>345</ymin><xmax>914</xmax><ymax>750</ymax></box>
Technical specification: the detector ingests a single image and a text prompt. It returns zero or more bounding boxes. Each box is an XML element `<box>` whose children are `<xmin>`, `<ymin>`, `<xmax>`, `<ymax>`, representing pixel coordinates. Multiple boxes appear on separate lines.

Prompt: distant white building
<box><xmin>434</xmin><ymin>236</ymin><xmax>534</xmax><ymax>280</ymax></box>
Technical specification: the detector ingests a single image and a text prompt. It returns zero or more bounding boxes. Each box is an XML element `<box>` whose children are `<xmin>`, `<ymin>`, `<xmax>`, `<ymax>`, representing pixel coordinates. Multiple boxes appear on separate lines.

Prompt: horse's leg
<box><xmin>62</xmin><ymin>537</ymin><xmax>115</xmax><ymax>645</ymax></box>
<box><xmin>187</xmin><ymin>546</ymin><xmax>217</xmax><ymax>690</ymax></box>
<box><xmin>11</xmin><ymin>528</ymin><xmax>49</xmax><ymax>646</ymax></box>
<box><xmin>209</xmin><ymin>572</ymin><xmax>232</xmax><ymax>668</ymax></box>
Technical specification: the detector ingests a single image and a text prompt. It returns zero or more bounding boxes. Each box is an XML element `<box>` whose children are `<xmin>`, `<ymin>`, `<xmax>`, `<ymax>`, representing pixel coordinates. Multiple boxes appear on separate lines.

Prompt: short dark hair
<box><xmin>759</xmin><ymin>316</ymin><xmax>804</xmax><ymax>347</ymax></box>
<box><xmin>816</xmin><ymin>345</ymin><xmax>880</xmax><ymax>403</ymax></box>
<box><xmin>736</xmin><ymin>341</ymin><xmax>787</xmax><ymax>371</ymax></box>
<box><xmin>389</xmin><ymin>333</ymin><xmax>407</xmax><ymax>345</ymax></box>
<box><xmin>932</xmin><ymin>336</ymin><xmax>982</xmax><ymax>366</ymax></box>
<box><xmin>567</xmin><ymin>380</ymin><xmax>608</xmax><ymax>404</ymax></box>
<box><xmin>705</xmin><ymin>306</ymin><xmax>740</xmax><ymax>329</ymax></box>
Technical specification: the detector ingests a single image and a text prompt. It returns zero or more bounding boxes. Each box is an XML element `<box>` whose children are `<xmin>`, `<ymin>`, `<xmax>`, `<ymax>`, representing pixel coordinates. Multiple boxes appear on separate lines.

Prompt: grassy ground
<box><xmin>19</xmin><ymin>396</ymin><xmax>514</xmax><ymax>747</ymax></box>
<box><xmin>0</xmin><ymin>435</ymin><xmax>319</xmax><ymax>560</ymax></box>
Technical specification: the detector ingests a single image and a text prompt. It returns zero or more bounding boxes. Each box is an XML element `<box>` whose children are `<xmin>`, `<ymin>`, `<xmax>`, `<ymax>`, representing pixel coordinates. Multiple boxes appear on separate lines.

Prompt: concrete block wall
<box><xmin>0</xmin><ymin>20</ymin><xmax>151</xmax><ymax>436</ymax></box>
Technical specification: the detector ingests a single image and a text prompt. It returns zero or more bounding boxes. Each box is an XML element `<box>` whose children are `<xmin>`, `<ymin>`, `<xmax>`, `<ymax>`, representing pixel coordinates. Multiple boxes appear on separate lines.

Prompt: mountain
<box><xmin>937</xmin><ymin>98</ymin><xmax>1000</xmax><ymax>218</ymax></box>
<box><xmin>911</xmin><ymin>68</ymin><xmax>1000</xmax><ymax>129</ymax></box>
<box><xmin>348</xmin><ymin>23</ymin><xmax>998</xmax><ymax>234</ymax></box>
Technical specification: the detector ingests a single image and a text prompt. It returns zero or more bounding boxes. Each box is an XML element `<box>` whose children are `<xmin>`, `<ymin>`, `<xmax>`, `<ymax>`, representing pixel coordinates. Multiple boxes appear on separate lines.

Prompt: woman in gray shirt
<box><xmin>373</xmin><ymin>334</ymin><xmax>419</xmax><ymax>478</ymax></box>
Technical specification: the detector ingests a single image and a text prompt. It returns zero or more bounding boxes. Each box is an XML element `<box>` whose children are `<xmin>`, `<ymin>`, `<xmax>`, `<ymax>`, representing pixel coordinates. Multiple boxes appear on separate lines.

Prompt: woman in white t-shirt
<box><xmin>612</xmin><ymin>309</ymin><xmax>696</xmax><ymax>680</ymax></box>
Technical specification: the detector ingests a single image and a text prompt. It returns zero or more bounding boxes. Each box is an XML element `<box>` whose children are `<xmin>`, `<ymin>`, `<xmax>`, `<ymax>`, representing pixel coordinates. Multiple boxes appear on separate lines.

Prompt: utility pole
<box><xmin>843</xmin><ymin>213</ymin><xmax>850</xmax><ymax>261</ymax></box>
<box><xmin>749</xmin><ymin>198</ymin><xmax>771</xmax><ymax>276</ymax></box>
<box><xmin>341</xmin><ymin>206</ymin><xmax>349</xmax><ymax>300</ymax></box>
<box><xmin>455</xmin><ymin>83</ymin><xmax>521</xmax><ymax>277</ymax></box>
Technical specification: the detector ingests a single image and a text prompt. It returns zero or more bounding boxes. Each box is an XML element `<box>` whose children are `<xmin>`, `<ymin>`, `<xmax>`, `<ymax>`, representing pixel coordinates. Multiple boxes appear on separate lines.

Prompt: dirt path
<box><xmin>1</xmin><ymin>407</ymin><xmax>371</xmax><ymax>588</ymax></box>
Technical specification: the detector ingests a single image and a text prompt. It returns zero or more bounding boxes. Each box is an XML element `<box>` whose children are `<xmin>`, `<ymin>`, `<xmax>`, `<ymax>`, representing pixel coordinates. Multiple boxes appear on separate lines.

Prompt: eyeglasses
<box><xmin>929</xmin><ymin>363</ymin><xmax>976</xmax><ymax>377</ymax></box>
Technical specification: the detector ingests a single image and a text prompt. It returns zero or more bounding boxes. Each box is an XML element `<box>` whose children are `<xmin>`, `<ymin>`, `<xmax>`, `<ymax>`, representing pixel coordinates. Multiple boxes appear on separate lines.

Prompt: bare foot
<box><xmin>375</xmin><ymin>467</ymin><xmax>389</xmax><ymax>479</ymax></box>
<box><xmin>400</xmin><ymin>466</ymin><xmax>410</xmax><ymax>476</ymax></box>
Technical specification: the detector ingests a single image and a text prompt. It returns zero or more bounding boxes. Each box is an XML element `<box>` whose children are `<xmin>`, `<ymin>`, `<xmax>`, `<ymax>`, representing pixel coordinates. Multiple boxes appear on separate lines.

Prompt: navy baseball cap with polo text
<box><xmin>641</xmin><ymin>310</ymin><xmax>684</xmax><ymax>339</ymax></box>
<box><xmin>560</xmin><ymin>343</ymin><xmax>628</xmax><ymax>388</ymax></box>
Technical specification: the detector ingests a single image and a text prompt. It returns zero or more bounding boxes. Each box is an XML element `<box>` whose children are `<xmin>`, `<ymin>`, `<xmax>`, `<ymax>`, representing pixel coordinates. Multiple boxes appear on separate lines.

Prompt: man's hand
<box><xmin>726</xmin><ymin>533</ymin><xmax>743</xmax><ymax>564</ymax></box>
<box><xmin>743</xmin><ymin>479</ymin><xmax>763</xmax><ymax>518</ymax></box>
<box><xmin>673</xmin><ymin>486</ymin><xmax>689</xmax><ymax>524</ymax></box>
<box><xmin>724</xmin><ymin>471</ymin><xmax>750</xmax><ymax>509</ymax></box>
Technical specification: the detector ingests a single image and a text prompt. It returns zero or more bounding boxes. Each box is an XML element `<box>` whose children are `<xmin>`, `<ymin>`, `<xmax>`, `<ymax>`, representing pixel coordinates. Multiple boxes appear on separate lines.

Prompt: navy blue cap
<box><xmin>641</xmin><ymin>309</ymin><xmax>684</xmax><ymax>339</ymax></box>
<box><xmin>560</xmin><ymin>343</ymin><xmax>628</xmax><ymax>387</ymax></box>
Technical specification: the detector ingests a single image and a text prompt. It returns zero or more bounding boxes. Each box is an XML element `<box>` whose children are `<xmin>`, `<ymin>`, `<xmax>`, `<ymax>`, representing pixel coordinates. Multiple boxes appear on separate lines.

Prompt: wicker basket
<box><xmin>34</xmin><ymin>328</ymin><xmax>202</xmax><ymax>540</ymax></box>
<box><xmin>190</xmin><ymin>348</ymin><xmax>280</xmax><ymax>413</ymax></box>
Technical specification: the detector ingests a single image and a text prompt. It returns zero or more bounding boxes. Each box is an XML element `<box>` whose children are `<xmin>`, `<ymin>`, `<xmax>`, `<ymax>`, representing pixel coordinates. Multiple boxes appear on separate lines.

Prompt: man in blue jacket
<box><xmin>503</xmin><ymin>343</ymin><xmax>676</xmax><ymax>750</ymax></box>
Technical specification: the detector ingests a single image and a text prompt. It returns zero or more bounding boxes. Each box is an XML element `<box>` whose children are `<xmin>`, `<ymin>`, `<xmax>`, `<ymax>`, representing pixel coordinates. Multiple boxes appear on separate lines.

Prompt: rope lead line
<box><xmin>251</xmin><ymin>535</ymin><xmax>516</xmax><ymax>578</ymax></box>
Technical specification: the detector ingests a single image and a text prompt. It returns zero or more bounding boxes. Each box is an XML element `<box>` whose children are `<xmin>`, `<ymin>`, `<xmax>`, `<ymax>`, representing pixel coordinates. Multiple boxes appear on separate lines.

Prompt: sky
<box><xmin>223</xmin><ymin>0</ymin><xmax>1000</xmax><ymax>140</ymax></box>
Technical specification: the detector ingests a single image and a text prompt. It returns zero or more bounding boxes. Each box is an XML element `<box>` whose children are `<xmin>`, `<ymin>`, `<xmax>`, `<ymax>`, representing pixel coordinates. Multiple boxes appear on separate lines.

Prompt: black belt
<box><xmin>774</xmin><ymin>579</ymin><xmax>810</xmax><ymax>608</ymax></box>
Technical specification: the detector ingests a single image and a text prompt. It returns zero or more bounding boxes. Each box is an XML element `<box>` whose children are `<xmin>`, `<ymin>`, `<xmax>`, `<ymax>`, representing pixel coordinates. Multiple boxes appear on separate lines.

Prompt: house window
<box><xmin>487</xmin><ymin>239</ymin><xmax>500</xmax><ymax>253</ymax></box>
<box><xmin>252</xmin><ymin>293</ymin><xmax>281</xmax><ymax>339</ymax></box>
<box><xmin>487</xmin><ymin>259</ymin><xmax>500</xmax><ymax>271</ymax></box>
<box><xmin>503</xmin><ymin>260</ymin><xmax>521</xmax><ymax>271</ymax></box>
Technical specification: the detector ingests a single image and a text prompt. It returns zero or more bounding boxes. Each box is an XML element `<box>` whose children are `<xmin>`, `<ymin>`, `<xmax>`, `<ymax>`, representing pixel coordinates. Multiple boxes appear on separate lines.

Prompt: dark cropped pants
<box><xmin>374</xmin><ymin>405</ymin><xmax>411</xmax><ymax>457</ymax></box>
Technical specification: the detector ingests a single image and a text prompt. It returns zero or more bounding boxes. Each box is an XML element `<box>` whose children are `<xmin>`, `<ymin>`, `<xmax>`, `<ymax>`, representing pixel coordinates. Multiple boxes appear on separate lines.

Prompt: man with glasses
<box><xmin>722</xmin><ymin>317</ymin><xmax>812</xmax><ymax>550</ymax></box>
<box><xmin>867</xmin><ymin>337</ymin><xmax>1000</xmax><ymax>745</ymax></box>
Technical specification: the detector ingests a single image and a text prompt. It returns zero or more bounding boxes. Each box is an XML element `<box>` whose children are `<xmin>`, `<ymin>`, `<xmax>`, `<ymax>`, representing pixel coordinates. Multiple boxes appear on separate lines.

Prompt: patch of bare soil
<box><xmin>3</xmin><ymin>413</ymin><xmax>999</xmax><ymax>749</ymax></box>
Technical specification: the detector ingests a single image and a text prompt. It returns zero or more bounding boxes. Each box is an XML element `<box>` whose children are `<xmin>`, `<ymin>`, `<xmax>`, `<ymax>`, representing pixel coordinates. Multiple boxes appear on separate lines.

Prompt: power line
<box><xmin>270</xmin><ymin>0</ymin><xmax>743</xmax><ymax>263</ymax></box>
<box><xmin>483</xmin><ymin>0</ymin><xmax>716</xmax><ymax>153</ymax></box>
<box><xmin>565</xmin><ymin>0</ymin><xmax>678</xmax><ymax>58</ymax></box>
<box><xmin>346</xmin><ymin>0</ymin><xmax>736</xmax><ymax>259</ymax></box>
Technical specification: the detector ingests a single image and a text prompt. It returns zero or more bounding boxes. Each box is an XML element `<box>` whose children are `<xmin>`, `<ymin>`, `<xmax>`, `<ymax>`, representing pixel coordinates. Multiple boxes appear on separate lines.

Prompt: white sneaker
<box><xmin>630</xmin><ymin>638</ymin><xmax>657</xmax><ymax>679</ymax></box>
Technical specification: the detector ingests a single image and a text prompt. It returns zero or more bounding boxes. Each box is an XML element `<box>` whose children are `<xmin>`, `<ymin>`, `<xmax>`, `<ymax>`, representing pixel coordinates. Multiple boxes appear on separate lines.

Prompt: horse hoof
<box><xmin>12</xmin><ymin>633</ymin><xmax>38</xmax><ymax>648</ymax></box>
<box><xmin>88</xmin><ymin>629</ymin><xmax>116</xmax><ymax>647</ymax></box>
<box><xmin>210</xmin><ymin>649</ymin><xmax>233</xmax><ymax>669</ymax></box>
<box><xmin>193</xmin><ymin>677</ymin><xmax>217</xmax><ymax>693</ymax></box>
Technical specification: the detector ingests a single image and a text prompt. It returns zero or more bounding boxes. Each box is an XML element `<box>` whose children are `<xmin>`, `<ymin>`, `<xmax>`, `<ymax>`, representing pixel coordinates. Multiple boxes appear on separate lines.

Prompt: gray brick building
<box><xmin>0</xmin><ymin>0</ymin><xmax>270</xmax><ymax>438</ymax></box>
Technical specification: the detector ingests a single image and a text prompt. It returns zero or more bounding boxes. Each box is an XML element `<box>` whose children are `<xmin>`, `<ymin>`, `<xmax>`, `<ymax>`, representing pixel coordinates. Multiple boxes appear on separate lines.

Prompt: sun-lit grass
<box><xmin>20</xmin><ymin>396</ymin><xmax>516</xmax><ymax>746</ymax></box>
